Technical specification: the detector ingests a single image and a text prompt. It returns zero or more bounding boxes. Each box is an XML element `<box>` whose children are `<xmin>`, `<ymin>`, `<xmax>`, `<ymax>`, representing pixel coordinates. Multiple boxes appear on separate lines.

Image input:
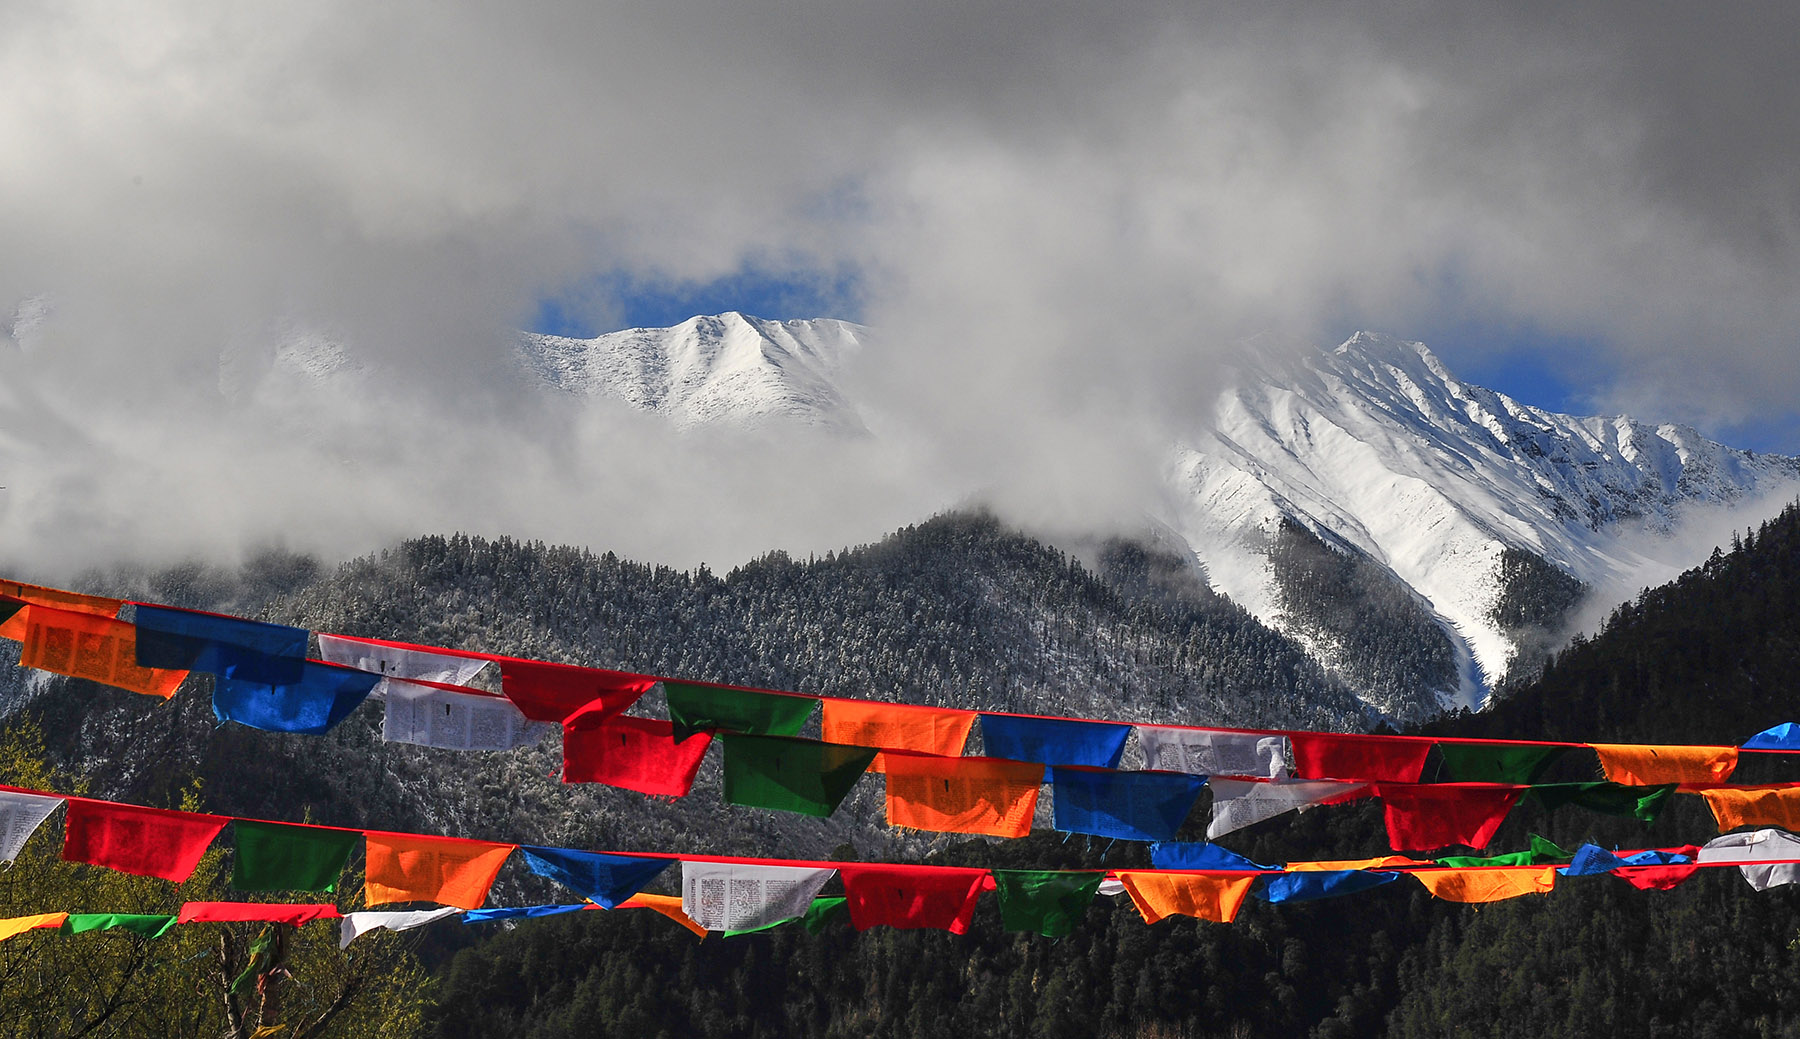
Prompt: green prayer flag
<box><xmin>61</xmin><ymin>914</ymin><xmax>177</xmax><ymax>938</ymax></box>
<box><xmin>720</xmin><ymin>734</ymin><xmax>877</xmax><ymax>817</ymax></box>
<box><xmin>1435</xmin><ymin>833</ymin><xmax>1572</xmax><ymax>868</ymax></box>
<box><xmin>1436</xmin><ymin>743</ymin><xmax>1566</xmax><ymax>784</ymax></box>
<box><xmin>1527</xmin><ymin>782</ymin><xmax>1675</xmax><ymax>823</ymax></box>
<box><xmin>664</xmin><ymin>681</ymin><xmax>818</xmax><ymax>742</ymax></box>
<box><xmin>992</xmin><ymin>870</ymin><xmax>1104</xmax><ymax>938</ymax></box>
<box><xmin>232</xmin><ymin>819</ymin><xmax>359</xmax><ymax>893</ymax></box>
<box><xmin>723</xmin><ymin>896</ymin><xmax>849</xmax><ymax>937</ymax></box>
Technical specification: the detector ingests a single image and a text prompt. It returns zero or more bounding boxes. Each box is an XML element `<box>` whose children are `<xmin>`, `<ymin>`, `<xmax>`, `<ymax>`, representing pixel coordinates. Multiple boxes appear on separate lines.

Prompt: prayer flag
<box><xmin>838</xmin><ymin>863</ymin><xmax>990</xmax><ymax>933</ymax></box>
<box><xmin>1525</xmin><ymin>781</ymin><xmax>1674</xmax><ymax>823</ymax></box>
<box><xmin>132</xmin><ymin>604</ymin><xmax>308</xmax><ymax>685</ymax></box>
<box><xmin>61</xmin><ymin>914</ymin><xmax>177</xmax><ymax>938</ymax></box>
<box><xmin>1612</xmin><ymin>864</ymin><xmax>1701</xmax><ymax>890</ymax></box>
<box><xmin>212</xmin><ymin>661</ymin><xmax>379</xmax><ymax>735</ymax></box>
<box><xmin>1287</xmin><ymin>856</ymin><xmax>1427</xmax><ymax>872</ymax></box>
<box><xmin>720</xmin><ymin>734</ymin><xmax>876</xmax><ymax>817</ymax></box>
<box><xmin>1698</xmin><ymin>829</ymin><xmax>1800</xmax><ymax>891</ymax></box>
<box><xmin>616</xmin><ymin>894</ymin><xmax>706</xmax><ymax>937</ymax></box>
<box><xmin>1256</xmin><ymin>870</ymin><xmax>1400</xmax><ymax>904</ymax></box>
<box><xmin>232</xmin><ymin>820</ymin><xmax>359</xmax><ymax>892</ymax></box>
<box><xmin>1148</xmin><ymin>842</ymin><xmax>1277</xmax><ymax>872</ymax></box>
<box><xmin>820</xmin><ymin>699</ymin><xmax>976</xmax><ymax>771</ymax></box>
<box><xmin>0</xmin><ymin>790</ymin><xmax>64</xmax><ymax>862</ymax></box>
<box><xmin>723</xmin><ymin>896</ymin><xmax>848</xmax><ymax>936</ymax></box>
<box><xmin>498</xmin><ymin>658</ymin><xmax>658</xmax><ymax>724</ymax></box>
<box><xmin>562</xmin><ymin>714</ymin><xmax>712</xmax><ymax>796</ymax></box>
<box><xmin>978</xmin><ymin>714</ymin><xmax>1131</xmax><ymax>780</ymax></box>
<box><xmin>340</xmin><ymin>907</ymin><xmax>462</xmax><ymax>948</ymax></box>
<box><xmin>1289</xmin><ymin>733</ymin><xmax>1430</xmax><ymax>782</ymax></box>
<box><xmin>884</xmin><ymin>754</ymin><xmax>1042</xmax><ymax>838</ymax></box>
<box><xmin>1413</xmin><ymin>867</ymin><xmax>1556</xmax><ymax>903</ymax></box>
<box><xmin>382</xmin><ymin>679</ymin><xmax>555</xmax><ymax>751</ymax></box>
<box><xmin>314</xmin><ymin>633</ymin><xmax>491</xmax><ymax>689</ymax></box>
<box><xmin>0</xmin><ymin>913</ymin><xmax>68</xmax><ymax>943</ymax></box>
<box><xmin>1374</xmin><ymin>784</ymin><xmax>1523</xmax><ymax>851</ymax></box>
<box><xmin>0</xmin><ymin>580</ymin><xmax>124</xmax><ymax>640</ymax></box>
<box><xmin>463</xmin><ymin>905</ymin><xmax>589</xmax><ymax>923</ymax></box>
<box><xmin>1115</xmin><ymin>871</ymin><xmax>1257</xmax><ymax>924</ymax></box>
<box><xmin>1560</xmin><ymin>845</ymin><xmax>1692</xmax><ymax>877</ymax></box>
<box><xmin>363</xmin><ymin>832</ymin><xmax>514</xmax><ymax>909</ymax></box>
<box><xmin>1591</xmin><ymin>743</ymin><xmax>1738</xmax><ymax>785</ymax></box>
<box><xmin>664</xmin><ymin>681</ymin><xmax>817</xmax><ymax>742</ymax></box>
<box><xmin>177</xmin><ymin>902</ymin><xmax>342</xmax><ymax>925</ymax></box>
<box><xmin>1697</xmin><ymin>785</ymin><xmax>1800</xmax><ymax>832</ymax></box>
<box><xmin>519</xmin><ymin>847</ymin><xmax>671</xmax><ymax>909</ymax></box>
<box><xmin>991</xmin><ymin>870</ymin><xmax>1104</xmax><ymax>937</ymax></box>
<box><xmin>62</xmin><ymin>799</ymin><xmax>228</xmax><ymax>882</ymax></box>
<box><xmin>1205</xmin><ymin>778</ymin><xmax>1368</xmax><ymax>839</ymax></box>
<box><xmin>1742</xmin><ymin>723</ymin><xmax>1800</xmax><ymax>751</ymax></box>
<box><xmin>681</xmin><ymin>862</ymin><xmax>836</xmax><ymax>932</ymax></box>
<box><xmin>1050</xmin><ymin>767</ymin><xmax>1206</xmax><ymax>842</ymax></box>
<box><xmin>1435</xmin><ymin>742</ymin><xmax>1565</xmax><ymax>784</ymax></box>
<box><xmin>1134</xmin><ymin>726</ymin><xmax>1289</xmax><ymax>779</ymax></box>
<box><xmin>1435</xmin><ymin>834</ymin><xmax>1570</xmax><ymax>868</ymax></box>
<box><xmin>17</xmin><ymin>604</ymin><xmax>188</xmax><ymax>698</ymax></box>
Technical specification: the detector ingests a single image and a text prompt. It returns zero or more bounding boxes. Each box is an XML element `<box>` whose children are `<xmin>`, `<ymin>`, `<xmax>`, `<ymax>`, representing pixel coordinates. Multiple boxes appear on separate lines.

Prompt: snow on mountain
<box><xmin>514</xmin><ymin>312</ymin><xmax>868</xmax><ymax>433</ymax></box>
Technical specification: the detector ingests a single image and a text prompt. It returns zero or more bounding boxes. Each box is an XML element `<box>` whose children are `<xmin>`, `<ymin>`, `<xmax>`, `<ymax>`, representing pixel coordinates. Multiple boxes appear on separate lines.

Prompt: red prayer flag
<box><xmin>838</xmin><ymin>863</ymin><xmax>991</xmax><ymax>934</ymax></box>
<box><xmin>1613</xmin><ymin>864</ymin><xmax>1701</xmax><ymax>891</ymax></box>
<box><xmin>61</xmin><ymin>799</ymin><xmax>229</xmax><ymax>882</ymax></box>
<box><xmin>1290</xmin><ymin>733</ymin><xmax>1431</xmax><ymax>782</ymax></box>
<box><xmin>563</xmin><ymin>713</ymin><xmax>712</xmax><ymax>796</ymax></box>
<box><xmin>177</xmin><ymin>902</ymin><xmax>343</xmax><ymax>925</ymax></box>
<box><xmin>1374</xmin><ymin>784</ymin><xmax>1523</xmax><ymax>852</ymax></box>
<box><xmin>497</xmin><ymin>658</ymin><xmax>658</xmax><ymax>723</ymax></box>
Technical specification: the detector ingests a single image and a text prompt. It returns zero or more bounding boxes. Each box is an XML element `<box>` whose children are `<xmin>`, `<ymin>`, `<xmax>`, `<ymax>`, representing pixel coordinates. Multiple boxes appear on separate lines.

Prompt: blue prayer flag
<box><xmin>211</xmin><ymin>662</ymin><xmax>379</xmax><ymax>734</ymax></box>
<box><xmin>1050</xmin><ymin>766</ymin><xmax>1205</xmax><ymax>842</ymax></box>
<box><xmin>1560</xmin><ymin>844</ymin><xmax>1691</xmax><ymax>877</ymax></box>
<box><xmin>134</xmin><ymin>604</ymin><xmax>309</xmax><ymax>685</ymax></box>
<box><xmin>1148</xmin><ymin>841</ymin><xmax>1277</xmax><ymax>872</ymax></box>
<box><xmin>1743</xmin><ymin>723</ymin><xmax>1800</xmax><ymax>751</ymax></box>
<box><xmin>1256</xmin><ymin>870</ymin><xmax>1401</xmax><ymax>903</ymax></box>
<box><xmin>520</xmin><ymin>847</ymin><xmax>673</xmax><ymax>909</ymax></box>
<box><xmin>979</xmin><ymin>714</ymin><xmax>1131</xmax><ymax>780</ymax></box>
<box><xmin>462</xmin><ymin>905</ymin><xmax>589</xmax><ymax>923</ymax></box>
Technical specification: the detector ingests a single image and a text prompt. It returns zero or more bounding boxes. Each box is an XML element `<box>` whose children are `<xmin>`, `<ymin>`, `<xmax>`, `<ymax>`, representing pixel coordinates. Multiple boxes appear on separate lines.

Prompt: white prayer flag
<box><xmin>1698</xmin><ymin>829</ymin><xmax>1800</xmax><ymax>891</ymax></box>
<box><xmin>316</xmin><ymin>633</ymin><xmax>491</xmax><ymax>691</ymax></box>
<box><xmin>0</xmin><ymin>791</ymin><xmax>64</xmax><ymax>862</ymax></box>
<box><xmin>1206</xmin><ymin>778</ymin><xmax>1366</xmax><ymax>839</ymax></box>
<box><xmin>1136</xmin><ymin>726</ymin><xmax>1290</xmax><ymax>779</ymax></box>
<box><xmin>381</xmin><ymin>679</ymin><xmax>555</xmax><ymax>752</ymax></box>
<box><xmin>681</xmin><ymin>862</ymin><xmax>836</xmax><ymax>932</ymax></box>
<box><xmin>339</xmin><ymin>907</ymin><xmax>464</xmax><ymax>948</ymax></box>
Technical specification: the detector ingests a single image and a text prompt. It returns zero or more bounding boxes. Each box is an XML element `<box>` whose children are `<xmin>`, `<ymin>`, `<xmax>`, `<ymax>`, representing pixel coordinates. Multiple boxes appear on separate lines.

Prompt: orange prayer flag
<box><xmin>1413</xmin><ymin>866</ymin><xmax>1556</xmax><ymax>903</ymax></box>
<box><xmin>0</xmin><ymin>581</ymin><xmax>124</xmax><ymax>641</ymax></box>
<box><xmin>617</xmin><ymin>893</ymin><xmax>707</xmax><ymax>937</ymax></box>
<box><xmin>17</xmin><ymin>604</ymin><xmax>188</xmax><ymax>699</ymax></box>
<box><xmin>0</xmin><ymin>912</ymin><xmax>69</xmax><ymax>942</ymax></box>
<box><xmin>1591</xmin><ymin>743</ymin><xmax>1737</xmax><ymax>785</ymax></box>
<box><xmin>363</xmin><ymin>832</ymin><xmax>515</xmax><ymax>910</ymax></box>
<box><xmin>1698</xmin><ymin>785</ymin><xmax>1800</xmax><ymax>832</ymax></box>
<box><xmin>1115</xmin><ymin>872</ymin><xmax>1258</xmax><ymax>924</ymax></box>
<box><xmin>1287</xmin><ymin>856</ymin><xmax>1428</xmax><ymax>872</ymax></box>
<box><xmin>820</xmin><ymin>700</ymin><xmax>977</xmax><ymax>772</ymax></box>
<box><xmin>884</xmin><ymin>754</ymin><xmax>1042</xmax><ymax>838</ymax></box>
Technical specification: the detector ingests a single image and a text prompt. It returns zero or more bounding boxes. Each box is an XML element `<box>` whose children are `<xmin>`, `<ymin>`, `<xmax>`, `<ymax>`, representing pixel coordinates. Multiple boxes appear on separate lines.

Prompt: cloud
<box><xmin>1</xmin><ymin>0</ymin><xmax>1797</xmax><ymax>573</ymax></box>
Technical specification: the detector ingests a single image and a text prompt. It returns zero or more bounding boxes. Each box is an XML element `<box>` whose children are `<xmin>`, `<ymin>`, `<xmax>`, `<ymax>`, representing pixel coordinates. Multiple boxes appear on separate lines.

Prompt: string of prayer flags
<box><xmin>617</xmin><ymin>894</ymin><xmax>707</xmax><ymax>936</ymax></box>
<box><xmin>1742</xmin><ymin>723</ymin><xmax>1800</xmax><ymax>751</ymax></box>
<box><xmin>1205</xmin><ymin>779</ymin><xmax>1367</xmax><ymax>839</ymax></box>
<box><xmin>518</xmin><ymin>847</ymin><xmax>672</xmax><ymax>909</ymax></box>
<box><xmin>719</xmin><ymin>734</ymin><xmax>877</xmax><ymax>817</ymax></box>
<box><xmin>340</xmin><ymin>907</ymin><xmax>462</xmax><ymax>948</ymax></box>
<box><xmin>991</xmin><ymin>870</ymin><xmax>1105</xmax><ymax>938</ymax></box>
<box><xmin>1525</xmin><ymin>781</ymin><xmax>1674</xmax><ymax>823</ymax></box>
<box><xmin>61</xmin><ymin>913</ymin><xmax>177</xmax><ymax>938</ymax></box>
<box><xmin>680</xmin><ymin>862</ymin><xmax>837</xmax><ymax>932</ymax></box>
<box><xmin>1592</xmin><ymin>743</ymin><xmax>1738</xmax><ymax>785</ymax></box>
<box><xmin>723</xmin><ymin>896</ymin><xmax>848</xmax><ymax>937</ymax></box>
<box><xmin>61</xmin><ymin>799</ymin><xmax>228</xmax><ymax>882</ymax></box>
<box><xmin>493</xmin><ymin>657</ymin><xmax>659</xmax><ymax>724</ymax></box>
<box><xmin>977</xmin><ymin>714</ymin><xmax>1131</xmax><ymax>780</ymax></box>
<box><xmin>381</xmin><ymin>679</ymin><xmax>554</xmax><ymax>751</ymax></box>
<box><xmin>1134</xmin><ymin>726</ymin><xmax>1289</xmax><ymax>779</ymax></box>
<box><xmin>664</xmin><ymin>681</ymin><xmax>818</xmax><ymax>742</ymax></box>
<box><xmin>314</xmin><ymin>633</ymin><xmax>491</xmax><ymax>691</ymax></box>
<box><xmin>1696</xmin><ymin>785</ymin><xmax>1800</xmax><ymax>832</ymax></box>
<box><xmin>1436</xmin><ymin>834</ymin><xmax>1570</xmax><ymax>868</ymax></box>
<box><xmin>883</xmin><ymin>754</ymin><xmax>1042</xmax><ymax>838</ymax></box>
<box><xmin>1115</xmin><ymin>871</ymin><xmax>1258</xmax><ymax>924</ymax></box>
<box><xmin>1148</xmin><ymin>842</ymin><xmax>1276</xmax><ymax>872</ymax></box>
<box><xmin>1413</xmin><ymin>866</ymin><xmax>1557</xmax><ymax>903</ymax></box>
<box><xmin>463</xmin><ymin>905</ymin><xmax>590</xmax><ymax>923</ymax></box>
<box><xmin>1256</xmin><ymin>869</ymin><xmax>1402</xmax><ymax>904</ymax></box>
<box><xmin>1698</xmin><ymin>829</ymin><xmax>1800</xmax><ymax>891</ymax></box>
<box><xmin>0</xmin><ymin>581</ymin><xmax>125</xmax><ymax>640</ymax></box>
<box><xmin>819</xmin><ymin>699</ymin><xmax>976</xmax><ymax>771</ymax></box>
<box><xmin>362</xmin><ymin>832</ymin><xmax>515</xmax><ymax>910</ymax></box>
<box><xmin>0</xmin><ymin>913</ymin><xmax>68</xmax><ymax>943</ymax></box>
<box><xmin>1435</xmin><ymin>742</ymin><xmax>1566</xmax><ymax>784</ymax></box>
<box><xmin>132</xmin><ymin>604</ymin><xmax>308</xmax><ymax>685</ymax></box>
<box><xmin>177</xmin><ymin>902</ymin><xmax>343</xmax><ymax>925</ymax></box>
<box><xmin>1374</xmin><ymin>784</ymin><xmax>1524</xmax><ymax>852</ymax></box>
<box><xmin>0</xmin><ymin>790</ymin><xmax>64</xmax><ymax>862</ymax></box>
<box><xmin>1049</xmin><ymin>767</ymin><xmax>1206</xmax><ymax>842</ymax></box>
<box><xmin>211</xmin><ymin>661</ymin><xmax>380</xmax><ymax>735</ymax></box>
<box><xmin>16</xmin><ymin>603</ymin><xmax>189</xmax><ymax>698</ymax></box>
<box><xmin>561</xmin><ymin>713</ymin><xmax>712</xmax><ymax>796</ymax></box>
<box><xmin>1289</xmin><ymin>733</ymin><xmax>1431</xmax><ymax>783</ymax></box>
<box><xmin>838</xmin><ymin>863</ymin><xmax>990</xmax><ymax>933</ymax></box>
<box><xmin>231</xmin><ymin>820</ymin><xmax>359</xmax><ymax>892</ymax></box>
